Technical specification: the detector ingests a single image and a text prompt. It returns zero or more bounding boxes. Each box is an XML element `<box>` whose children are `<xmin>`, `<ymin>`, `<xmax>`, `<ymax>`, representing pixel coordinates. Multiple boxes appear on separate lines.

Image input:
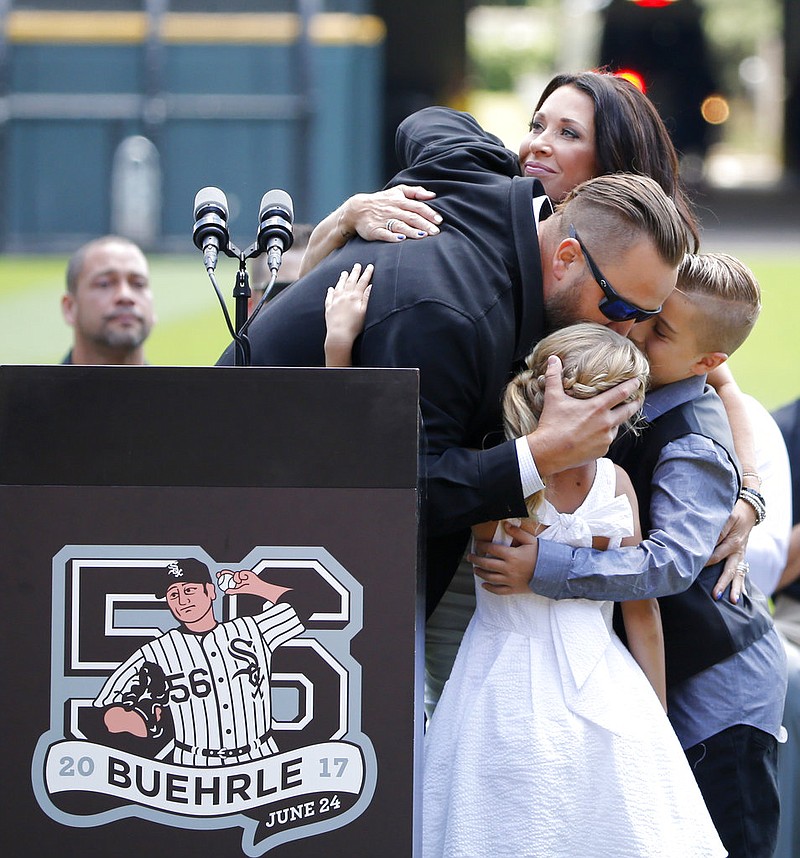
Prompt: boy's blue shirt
<box><xmin>532</xmin><ymin>373</ymin><xmax>736</xmax><ymax>603</ymax></box>
<box><xmin>532</xmin><ymin>373</ymin><xmax>786</xmax><ymax>747</ymax></box>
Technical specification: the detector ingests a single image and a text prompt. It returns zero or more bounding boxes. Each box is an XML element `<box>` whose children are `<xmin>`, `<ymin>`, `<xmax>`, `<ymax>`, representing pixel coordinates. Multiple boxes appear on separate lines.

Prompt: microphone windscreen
<box><xmin>259</xmin><ymin>189</ymin><xmax>294</xmax><ymax>222</ymax></box>
<box><xmin>194</xmin><ymin>187</ymin><xmax>229</xmax><ymax>219</ymax></box>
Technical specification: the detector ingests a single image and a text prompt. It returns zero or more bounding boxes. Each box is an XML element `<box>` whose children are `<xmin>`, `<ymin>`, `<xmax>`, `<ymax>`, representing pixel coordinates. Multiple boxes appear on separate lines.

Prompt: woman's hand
<box><xmin>339</xmin><ymin>185</ymin><xmax>442</xmax><ymax>243</ymax></box>
<box><xmin>709</xmin><ymin>499</ymin><xmax>755</xmax><ymax>603</ymax></box>
<box><xmin>300</xmin><ymin>186</ymin><xmax>442</xmax><ymax>278</ymax></box>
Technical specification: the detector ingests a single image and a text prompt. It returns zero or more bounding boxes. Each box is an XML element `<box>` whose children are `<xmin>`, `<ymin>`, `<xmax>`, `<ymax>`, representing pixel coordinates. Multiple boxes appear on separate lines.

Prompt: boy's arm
<box><xmin>471</xmin><ymin>519</ymin><xmax>529</xmax><ymax>593</ymax></box>
<box><xmin>323</xmin><ymin>263</ymin><xmax>373</xmax><ymax>367</ymax></box>
<box><xmin>473</xmin><ymin>435</ymin><xmax>737</xmax><ymax>601</ymax></box>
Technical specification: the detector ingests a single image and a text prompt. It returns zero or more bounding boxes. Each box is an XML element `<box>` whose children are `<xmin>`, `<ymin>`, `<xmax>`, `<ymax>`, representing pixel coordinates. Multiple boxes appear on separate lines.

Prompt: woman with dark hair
<box><xmin>527</xmin><ymin>71</ymin><xmax>699</xmax><ymax>250</ymax></box>
<box><xmin>298</xmin><ymin>69</ymin><xmax>699</xmax><ymax>276</ymax></box>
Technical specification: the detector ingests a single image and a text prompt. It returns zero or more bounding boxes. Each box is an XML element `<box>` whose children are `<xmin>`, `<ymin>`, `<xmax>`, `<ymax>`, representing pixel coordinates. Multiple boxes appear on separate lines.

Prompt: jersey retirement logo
<box><xmin>33</xmin><ymin>546</ymin><xmax>377</xmax><ymax>855</ymax></box>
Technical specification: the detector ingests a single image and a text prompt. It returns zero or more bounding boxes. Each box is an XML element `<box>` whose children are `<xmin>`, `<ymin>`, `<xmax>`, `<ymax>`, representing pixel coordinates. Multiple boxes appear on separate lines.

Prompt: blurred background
<box><xmin>0</xmin><ymin>0</ymin><xmax>797</xmax><ymax>408</ymax></box>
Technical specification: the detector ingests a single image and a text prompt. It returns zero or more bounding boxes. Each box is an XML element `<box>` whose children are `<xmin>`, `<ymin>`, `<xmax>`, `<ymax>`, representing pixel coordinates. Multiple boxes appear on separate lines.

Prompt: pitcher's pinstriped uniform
<box><xmin>95</xmin><ymin>601</ymin><xmax>304</xmax><ymax>766</ymax></box>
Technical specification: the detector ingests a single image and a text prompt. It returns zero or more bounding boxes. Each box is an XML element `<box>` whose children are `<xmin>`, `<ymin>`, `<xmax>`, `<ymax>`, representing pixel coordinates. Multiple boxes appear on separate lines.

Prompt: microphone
<box><xmin>257</xmin><ymin>189</ymin><xmax>294</xmax><ymax>273</ymax></box>
<box><xmin>192</xmin><ymin>187</ymin><xmax>229</xmax><ymax>271</ymax></box>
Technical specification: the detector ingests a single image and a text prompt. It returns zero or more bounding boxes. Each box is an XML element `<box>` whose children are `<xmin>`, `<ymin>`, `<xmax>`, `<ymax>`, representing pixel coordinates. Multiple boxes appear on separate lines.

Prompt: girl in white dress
<box><xmin>423</xmin><ymin>323</ymin><xmax>726</xmax><ymax>858</ymax></box>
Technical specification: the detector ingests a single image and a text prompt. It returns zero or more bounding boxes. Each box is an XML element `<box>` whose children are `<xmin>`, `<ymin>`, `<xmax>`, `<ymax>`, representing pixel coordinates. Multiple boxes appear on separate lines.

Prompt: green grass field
<box><xmin>1</xmin><ymin>247</ymin><xmax>798</xmax><ymax>413</ymax></box>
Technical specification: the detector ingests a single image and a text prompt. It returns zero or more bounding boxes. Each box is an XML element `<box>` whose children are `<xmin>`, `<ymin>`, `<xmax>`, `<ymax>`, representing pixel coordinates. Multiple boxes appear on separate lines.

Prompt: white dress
<box><xmin>423</xmin><ymin>458</ymin><xmax>726</xmax><ymax>858</ymax></box>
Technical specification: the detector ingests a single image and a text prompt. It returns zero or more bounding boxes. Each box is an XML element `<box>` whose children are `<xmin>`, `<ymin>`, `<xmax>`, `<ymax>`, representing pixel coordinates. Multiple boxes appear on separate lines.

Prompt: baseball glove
<box><xmin>120</xmin><ymin>661</ymin><xmax>170</xmax><ymax>738</ymax></box>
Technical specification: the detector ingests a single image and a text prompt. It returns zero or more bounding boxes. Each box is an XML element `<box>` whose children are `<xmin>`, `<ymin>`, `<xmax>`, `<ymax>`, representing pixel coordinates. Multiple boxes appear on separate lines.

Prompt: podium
<box><xmin>0</xmin><ymin>365</ymin><xmax>422</xmax><ymax>857</ymax></box>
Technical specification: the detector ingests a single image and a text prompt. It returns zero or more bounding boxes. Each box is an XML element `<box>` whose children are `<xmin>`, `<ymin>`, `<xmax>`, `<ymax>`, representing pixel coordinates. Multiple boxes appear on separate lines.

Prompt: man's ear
<box><xmin>551</xmin><ymin>236</ymin><xmax>582</xmax><ymax>281</ymax></box>
<box><xmin>61</xmin><ymin>293</ymin><xmax>76</xmax><ymax>327</ymax></box>
<box><xmin>690</xmin><ymin>351</ymin><xmax>728</xmax><ymax>376</ymax></box>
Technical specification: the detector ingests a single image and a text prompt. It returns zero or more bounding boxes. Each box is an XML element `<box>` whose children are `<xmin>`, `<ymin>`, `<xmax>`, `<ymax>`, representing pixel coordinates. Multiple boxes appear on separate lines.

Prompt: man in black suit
<box><xmin>218</xmin><ymin>107</ymin><xmax>688</xmax><ymax>613</ymax></box>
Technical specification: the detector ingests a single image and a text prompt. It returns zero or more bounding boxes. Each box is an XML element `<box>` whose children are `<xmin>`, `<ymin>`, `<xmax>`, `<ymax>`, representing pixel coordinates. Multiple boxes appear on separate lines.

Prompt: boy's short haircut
<box><xmin>676</xmin><ymin>252</ymin><xmax>761</xmax><ymax>356</ymax></box>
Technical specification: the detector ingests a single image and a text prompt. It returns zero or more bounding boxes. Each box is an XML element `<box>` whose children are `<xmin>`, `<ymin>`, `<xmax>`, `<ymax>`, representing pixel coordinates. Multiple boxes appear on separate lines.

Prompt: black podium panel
<box><xmin>0</xmin><ymin>365</ymin><xmax>417</xmax><ymax>488</ymax></box>
<box><xmin>0</xmin><ymin>366</ymin><xmax>422</xmax><ymax>857</ymax></box>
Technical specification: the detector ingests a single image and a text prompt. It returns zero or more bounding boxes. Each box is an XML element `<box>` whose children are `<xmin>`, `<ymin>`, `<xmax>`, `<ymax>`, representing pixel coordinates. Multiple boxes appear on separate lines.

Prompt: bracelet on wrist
<box><xmin>738</xmin><ymin>485</ymin><xmax>766</xmax><ymax>525</ymax></box>
<box><xmin>741</xmin><ymin>470</ymin><xmax>763</xmax><ymax>487</ymax></box>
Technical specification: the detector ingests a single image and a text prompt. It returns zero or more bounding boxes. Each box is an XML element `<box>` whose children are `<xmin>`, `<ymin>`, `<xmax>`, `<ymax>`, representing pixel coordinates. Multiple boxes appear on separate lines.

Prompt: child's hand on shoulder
<box><xmin>324</xmin><ymin>263</ymin><xmax>373</xmax><ymax>367</ymax></box>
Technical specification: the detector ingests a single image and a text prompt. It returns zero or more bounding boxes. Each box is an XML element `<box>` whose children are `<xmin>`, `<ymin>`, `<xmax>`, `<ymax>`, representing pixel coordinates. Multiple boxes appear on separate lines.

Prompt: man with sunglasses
<box><xmin>219</xmin><ymin>107</ymin><xmax>687</xmax><ymax>615</ymax></box>
<box><xmin>569</xmin><ymin>224</ymin><xmax>663</xmax><ymax>322</ymax></box>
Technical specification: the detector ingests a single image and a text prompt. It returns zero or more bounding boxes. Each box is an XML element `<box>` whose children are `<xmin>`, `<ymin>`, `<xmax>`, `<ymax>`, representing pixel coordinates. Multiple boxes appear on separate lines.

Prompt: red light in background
<box><xmin>614</xmin><ymin>70</ymin><xmax>646</xmax><ymax>94</ymax></box>
<box><xmin>628</xmin><ymin>0</ymin><xmax>679</xmax><ymax>7</ymax></box>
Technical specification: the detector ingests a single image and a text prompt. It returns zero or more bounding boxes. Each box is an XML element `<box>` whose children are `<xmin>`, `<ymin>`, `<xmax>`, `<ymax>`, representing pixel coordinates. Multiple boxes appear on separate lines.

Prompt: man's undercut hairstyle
<box><xmin>558</xmin><ymin>173</ymin><xmax>688</xmax><ymax>269</ymax></box>
<box><xmin>65</xmin><ymin>235</ymin><xmax>141</xmax><ymax>294</ymax></box>
<box><xmin>677</xmin><ymin>252</ymin><xmax>762</xmax><ymax>356</ymax></box>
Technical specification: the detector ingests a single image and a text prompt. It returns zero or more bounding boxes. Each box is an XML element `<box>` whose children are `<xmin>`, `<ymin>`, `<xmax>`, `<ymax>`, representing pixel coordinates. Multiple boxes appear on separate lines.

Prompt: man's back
<box><xmin>217</xmin><ymin>109</ymin><xmax>548</xmax><ymax>610</ymax></box>
<box><xmin>220</xmin><ymin>108</ymin><xmax>543</xmax><ymax>381</ymax></box>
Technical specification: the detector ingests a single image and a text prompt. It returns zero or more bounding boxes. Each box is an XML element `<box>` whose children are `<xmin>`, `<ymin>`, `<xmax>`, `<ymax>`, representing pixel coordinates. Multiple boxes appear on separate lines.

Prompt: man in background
<box><xmin>61</xmin><ymin>235</ymin><xmax>155</xmax><ymax>365</ymax></box>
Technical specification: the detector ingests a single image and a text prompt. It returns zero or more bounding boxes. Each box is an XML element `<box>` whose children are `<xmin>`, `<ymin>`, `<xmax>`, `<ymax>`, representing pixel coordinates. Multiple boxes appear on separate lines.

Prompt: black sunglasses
<box><xmin>569</xmin><ymin>224</ymin><xmax>662</xmax><ymax>323</ymax></box>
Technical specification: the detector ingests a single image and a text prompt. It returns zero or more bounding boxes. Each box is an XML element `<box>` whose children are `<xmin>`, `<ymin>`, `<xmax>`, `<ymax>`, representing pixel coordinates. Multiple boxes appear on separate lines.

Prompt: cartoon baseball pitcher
<box><xmin>94</xmin><ymin>558</ymin><xmax>304</xmax><ymax>766</ymax></box>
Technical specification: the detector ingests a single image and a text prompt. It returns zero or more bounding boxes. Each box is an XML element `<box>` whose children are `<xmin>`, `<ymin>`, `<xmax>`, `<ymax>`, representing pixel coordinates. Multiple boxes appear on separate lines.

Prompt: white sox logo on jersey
<box><xmin>32</xmin><ymin>546</ymin><xmax>377</xmax><ymax>856</ymax></box>
<box><xmin>230</xmin><ymin>638</ymin><xmax>266</xmax><ymax>694</ymax></box>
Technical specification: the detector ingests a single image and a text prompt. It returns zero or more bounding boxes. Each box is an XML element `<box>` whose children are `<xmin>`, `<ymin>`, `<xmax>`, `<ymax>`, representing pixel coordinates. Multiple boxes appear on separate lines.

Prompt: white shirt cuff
<box><xmin>515</xmin><ymin>436</ymin><xmax>545</xmax><ymax>498</ymax></box>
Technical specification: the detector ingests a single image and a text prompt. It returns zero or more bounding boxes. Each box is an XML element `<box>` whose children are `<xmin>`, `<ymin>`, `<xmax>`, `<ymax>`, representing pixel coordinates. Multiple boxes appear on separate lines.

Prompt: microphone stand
<box><xmin>232</xmin><ymin>261</ymin><xmax>252</xmax><ymax>367</ymax></box>
<box><xmin>197</xmin><ymin>197</ymin><xmax>290</xmax><ymax>368</ymax></box>
<box><xmin>204</xmin><ymin>239</ymin><xmax>256</xmax><ymax>368</ymax></box>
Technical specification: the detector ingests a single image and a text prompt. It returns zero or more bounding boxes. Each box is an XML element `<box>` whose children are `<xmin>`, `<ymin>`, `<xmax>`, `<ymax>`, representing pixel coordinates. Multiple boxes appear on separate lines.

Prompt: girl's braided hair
<box><xmin>503</xmin><ymin>323</ymin><xmax>649</xmax><ymax>517</ymax></box>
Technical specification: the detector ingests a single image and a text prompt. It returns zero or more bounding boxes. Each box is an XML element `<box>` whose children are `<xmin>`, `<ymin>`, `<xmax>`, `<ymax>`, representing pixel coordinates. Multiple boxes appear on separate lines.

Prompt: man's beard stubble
<box><xmin>543</xmin><ymin>284</ymin><xmax>585</xmax><ymax>335</ymax></box>
<box><xmin>94</xmin><ymin>319</ymin><xmax>151</xmax><ymax>351</ymax></box>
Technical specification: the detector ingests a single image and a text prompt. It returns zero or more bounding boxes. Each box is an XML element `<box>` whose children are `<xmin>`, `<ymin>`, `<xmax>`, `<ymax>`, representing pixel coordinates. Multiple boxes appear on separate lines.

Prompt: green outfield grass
<box><xmin>1</xmin><ymin>247</ymin><xmax>798</xmax><ymax>412</ymax></box>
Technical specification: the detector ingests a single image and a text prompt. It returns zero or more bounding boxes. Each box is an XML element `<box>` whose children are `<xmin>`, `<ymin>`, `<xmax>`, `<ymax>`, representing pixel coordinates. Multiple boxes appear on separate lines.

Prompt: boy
<box><xmin>473</xmin><ymin>252</ymin><xmax>787</xmax><ymax>858</ymax></box>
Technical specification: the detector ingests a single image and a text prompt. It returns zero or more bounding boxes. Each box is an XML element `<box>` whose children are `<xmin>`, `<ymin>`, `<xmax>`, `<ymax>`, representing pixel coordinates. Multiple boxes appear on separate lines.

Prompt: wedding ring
<box><xmin>386</xmin><ymin>218</ymin><xmax>397</xmax><ymax>232</ymax></box>
<box><xmin>735</xmin><ymin>561</ymin><xmax>750</xmax><ymax>576</ymax></box>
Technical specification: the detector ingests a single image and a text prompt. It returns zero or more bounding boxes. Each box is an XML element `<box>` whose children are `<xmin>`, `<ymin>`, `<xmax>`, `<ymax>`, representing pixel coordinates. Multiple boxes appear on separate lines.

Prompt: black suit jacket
<box><xmin>218</xmin><ymin>107</ymin><xmax>547</xmax><ymax>611</ymax></box>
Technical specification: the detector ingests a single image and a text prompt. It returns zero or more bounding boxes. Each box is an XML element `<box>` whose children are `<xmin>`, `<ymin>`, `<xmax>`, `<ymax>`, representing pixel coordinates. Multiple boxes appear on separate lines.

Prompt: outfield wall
<box><xmin>0</xmin><ymin>1</ymin><xmax>384</xmax><ymax>252</ymax></box>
